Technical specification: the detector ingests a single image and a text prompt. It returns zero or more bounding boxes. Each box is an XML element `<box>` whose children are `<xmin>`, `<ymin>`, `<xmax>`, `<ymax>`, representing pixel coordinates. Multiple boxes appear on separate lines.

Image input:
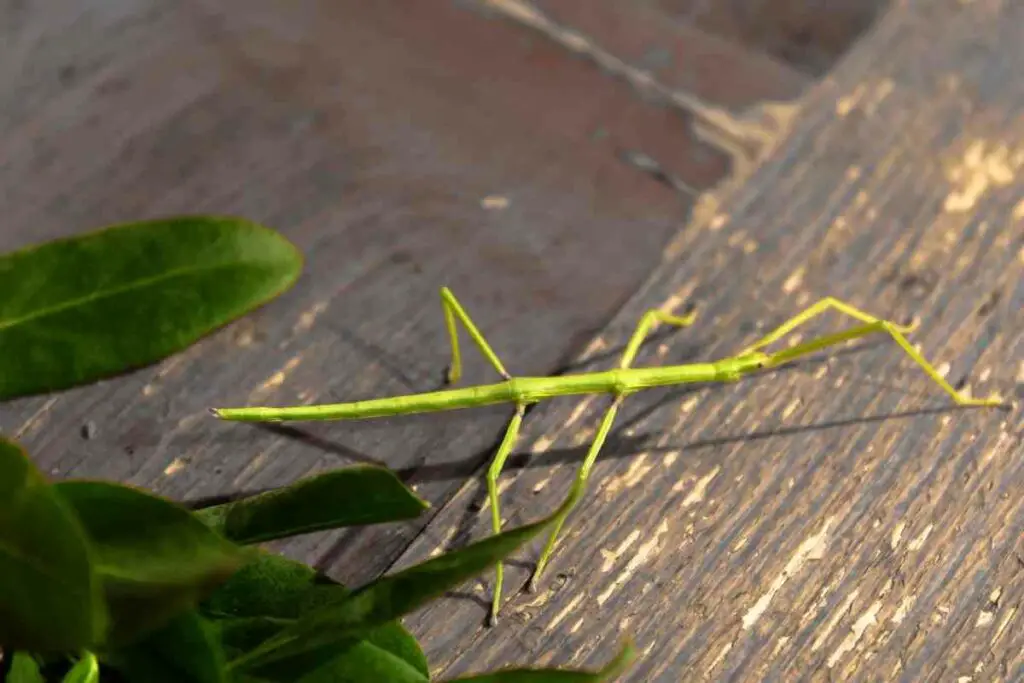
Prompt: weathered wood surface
<box><xmin>394</xmin><ymin>0</ymin><xmax>1024</xmax><ymax>680</ymax></box>
<box><xmin>523</xmin><ymin>0</ymin><xmax>811</xmax><ymax>109</ymax></box>
<box><xmin>0</xmin><ymin>0</ymin><xmax>742</xmax><ymax>589</ymax></box>
<box><xmin>1</xmin><ymin>0</ymin><xmax>1021</xmax><ymax>681</ymax></box>
<box><xmin>648</xmin><ymin>0</ymin><xmax>891</xmax><ymax>77</ymax></box>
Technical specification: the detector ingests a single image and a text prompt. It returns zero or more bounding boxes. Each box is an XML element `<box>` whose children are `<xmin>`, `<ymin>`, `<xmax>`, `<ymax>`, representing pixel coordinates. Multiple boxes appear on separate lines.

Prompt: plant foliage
<box><xmin>0</xmin><ymin>219</ymin><xmax>633</xmax><ymax>681</ymax></box>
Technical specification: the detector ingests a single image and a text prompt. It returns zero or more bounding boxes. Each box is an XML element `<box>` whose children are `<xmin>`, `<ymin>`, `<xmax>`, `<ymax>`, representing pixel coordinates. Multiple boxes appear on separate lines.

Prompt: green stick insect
<box><xmin>212</xmin><ymin>288</ymin><xmax>1004</xmax><ymax>624</ymax></box>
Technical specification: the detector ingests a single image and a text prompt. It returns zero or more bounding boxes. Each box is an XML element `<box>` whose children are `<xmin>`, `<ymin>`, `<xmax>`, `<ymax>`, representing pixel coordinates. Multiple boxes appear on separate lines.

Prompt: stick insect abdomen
<box><xmin>213</xmin><ymin>381</ymin><xmax>518</xmax><ymax>422</ymax></box>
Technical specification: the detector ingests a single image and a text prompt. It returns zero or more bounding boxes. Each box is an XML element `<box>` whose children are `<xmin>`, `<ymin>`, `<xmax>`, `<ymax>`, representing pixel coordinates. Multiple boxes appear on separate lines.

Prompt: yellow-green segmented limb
<box><xmin>212</xmin><ymin>288</ymin><xmax>1005</xmax><ymax>624</ymax></box>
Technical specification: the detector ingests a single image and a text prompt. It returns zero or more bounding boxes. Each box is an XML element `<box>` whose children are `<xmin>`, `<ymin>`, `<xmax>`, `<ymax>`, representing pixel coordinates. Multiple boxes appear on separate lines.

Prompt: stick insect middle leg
<box><xmin>528</xmin><ymin>307</ymin><xmax>698</xmax><ymax>593</ymax></box>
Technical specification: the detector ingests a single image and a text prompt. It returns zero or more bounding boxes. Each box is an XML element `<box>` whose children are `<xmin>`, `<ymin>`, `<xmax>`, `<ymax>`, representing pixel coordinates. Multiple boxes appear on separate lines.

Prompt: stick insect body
<box><xmin>213</xmin><ymin>287</ymin><xmax>1003</xmax><ymax>624</ymax></box>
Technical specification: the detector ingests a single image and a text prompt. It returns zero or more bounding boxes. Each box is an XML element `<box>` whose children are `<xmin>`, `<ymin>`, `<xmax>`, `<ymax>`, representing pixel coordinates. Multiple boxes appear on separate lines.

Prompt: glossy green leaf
<box><xmin>345</xmin><ymin>629</ymin><xmax>426</xmax><ymax>673</ymax></box>
<box><xmin>195</xmin><ymin>467</ymin><xmax>427</xmax><ymax>545</ymax></box>
<box><xmin>221</xmin><ymin>623</ymin><xmax>430</xmax><ymax>683</ymax></box>
<box><xmin>203</xmin><ymin>551</ymin><xmax>323</xmax><ymax>621</ymax></box>
<box><xmin>8</xmin><ymin>652</ymin><xmax>45</xmax><ymax>683</ymax></box>
<box><xmin>53</xmin><ymin>480</ymin><xmax>249</xmax><ymax>644</ymax></box>
<box><xmin>280</xmin><ymin>634</ymin><xmax>430</xmax><ymax>683</ymax></box>
<box><xmin>0</xmin><ymin>438</ymin><xmax>107</xmax><ymax>651</ymax></box>
<box><xmin>104</xmin><ymin>610</ymin><xmax>226</xmax><ymax>683</ymax></box>
<box><xmin>204</xmin><ymin>551</ymin><xmax>428</xmax><ymax>682</ymax></box>
<box><xmin>229</xmin><ymin>501</ymin><xmax>568</xmax><ymax>673</ymax></box>
<box><xmin>442</xmin><ymin>642</ymin><xmax>635</xmax><ymax>682</ymax></box>
<box><xmin>0</xmin><ymin>216</ymin><xmax>303</xmax><ymax>400</ymax></box>
<box><xmin>61</xmin><ymin>652</ymin><xmax>99</xmax><ymax>683</ymax></box>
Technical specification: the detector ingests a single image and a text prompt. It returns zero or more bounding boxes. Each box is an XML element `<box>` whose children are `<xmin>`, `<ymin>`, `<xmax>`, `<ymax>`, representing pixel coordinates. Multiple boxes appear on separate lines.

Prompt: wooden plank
<box><xmin>471</xmin><ymin>0</ymin><xmax>808</xmax><ymax>200</ymax></box>
<box><xmin>396</xmin><ymin>0</ymin><xmax>1024</xmax><ymax>679</ymax></box>
<box><xmin>0</xmin><ymin>0</ymin><xmax>732</xmax><ymax>586</ymax></box>
<box><xmin>650</xmin><ymin>0</ymin><xmax>891</xmax><ymax>76</ymax></box>
<box><xmin>517</xmin><ymin>0</ymin><xmax>811</xmax><ymax>109</ymax></box>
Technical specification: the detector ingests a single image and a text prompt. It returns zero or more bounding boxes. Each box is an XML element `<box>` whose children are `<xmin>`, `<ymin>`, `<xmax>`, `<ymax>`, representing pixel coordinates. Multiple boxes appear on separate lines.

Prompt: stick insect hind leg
<box><xmin>443</xmin><ymin>292</ymin><xmax>698</xmax><ymax>622</ymax></box>
<box><xmin>439</xmin><ymin>286</ymin><xmax>512</xmax><ymax>385</ymax></box>
<box><xmin>528</xmin><ymin>307</ymin><xmax>698</xmax><ymax>593</ymax></box>
<box><xmin>435</xmin><ymin>287</ymin><xmax>529</xmax><ymax>624</ymax></box>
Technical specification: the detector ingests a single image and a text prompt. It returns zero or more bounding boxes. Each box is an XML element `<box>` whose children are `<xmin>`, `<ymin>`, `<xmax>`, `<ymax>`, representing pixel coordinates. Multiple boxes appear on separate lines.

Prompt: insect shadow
<box><xmin>423</xmin><ymin>341</ymin><xmax>986</xmax><ymax>568</ymax></box>
<box><xmin>188</xmin><ymin>330</ymin><xmax>995</xmax><ymax>620</ymax></box>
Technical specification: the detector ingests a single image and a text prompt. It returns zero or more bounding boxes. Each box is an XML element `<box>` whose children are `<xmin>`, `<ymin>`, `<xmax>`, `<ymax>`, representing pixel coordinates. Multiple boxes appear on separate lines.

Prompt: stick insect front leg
<box><xmin>529</xmin><ymin>307</ymin><xmax>698</xmax><ymax>593</ymax></box>
<box><xmin>735</xmin><ymin>296</ymin><xmax>1002</xmax><ymax>406</ymax></box>
<box><xmin>527</xmin><ymin>297</ymin><xmax>1001</xmax><ymax>597</ymax></box>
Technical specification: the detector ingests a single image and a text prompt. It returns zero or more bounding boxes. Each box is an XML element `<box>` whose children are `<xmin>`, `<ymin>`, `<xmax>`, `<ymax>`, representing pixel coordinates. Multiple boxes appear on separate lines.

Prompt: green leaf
<box><xmin>442</xmin><ymin>642</ymin><xmax>635</xmax><ymax>682</ymax></box>
<box><xmin>222</xmin><ymin>625</ymin><xmax>430</xmax><ymax>683</ymax></box>
<box><xmin>103</xmin><ymin>610</ymin><xmax>226</xmax><ymax>683</ymax></box>
<box><xmin>8</xmin><ymin>652</ymin><xmax>45</xmax><ymax>683</ymax></box>
<box><xmin>195</xmin><ymin>467</ymin><xmax>427</xmax><ymax>545</ymax></box>
<box><xmin>229</xmin><ymin>500</ymin><xmax>570</xmax><ymax>673</ymax></box>
<box><xmin>203</xmin><ymin>551</ymin><xmax>428</xmax><ymax>682</ymax></box>
<box><xmin>61</xmin><ymin>652</ymin><xmax>99</xmax><ymax>683</ymax></box>
<box><xmin>279</xmin><ymin>634</ymin><xmax>430</xmax><ymax>683</ymax></box>
<box><xmin>0</xmin><ymin>438</ymin><xmax>107</xmax><ymax>651</ymax></box>
<box><xmin>0</xmin><ymin>216</ymin><xmax>303</xmax><ymax>400</ymax></box>
<box><xmin>53</xmin><ymin>480</ymin><xmax>249</xmax><ymax>644</ymax></box>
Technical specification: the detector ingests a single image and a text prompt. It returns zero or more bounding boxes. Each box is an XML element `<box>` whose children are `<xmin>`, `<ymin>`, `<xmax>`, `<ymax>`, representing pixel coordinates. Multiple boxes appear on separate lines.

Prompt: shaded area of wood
<box><xmin>520</xmin><ymin>0</ymin><xmax>811</xmax><ymax>109</ymax></box>
<box><xmin>653</xmin><ymin>0</ymin><xmax>891</xmax><ymax>76</ymax></box>
<box><xmin>394</xmin><ymin>0</ymin><xmax>1024</xmax><ymax>679</ymax></box>
<box><xmin>0</xmin><ymin>0</ymin><xmax>732</xmax><ymax>588</ymax></box>
<box><xmin>3</xmin><ymin>0</ymin><xmax>1020</xmax><ymax>680</ymax></box>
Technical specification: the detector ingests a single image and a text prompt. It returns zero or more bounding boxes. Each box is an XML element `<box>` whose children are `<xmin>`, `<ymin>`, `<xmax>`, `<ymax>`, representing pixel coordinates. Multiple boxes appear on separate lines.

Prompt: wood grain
<box><xmin>2</xmin><ymin>0</ymin><xmax>1020</xmax><ymax>680</ymax></box>
<box><xmin>394</xmin><ymin>0</ymin><xmax>1024</xmax><ymax>679</ymax></box>
<box><xmin>652</xmin><ymin>0</ymin><xmax>891</xmax><ymax>76</ymax></box>
<box><xmin>0</xmin><ymin>0</ymin><xmax>733</xmax><ymax>587</ymax></box>
<box><xmin>522</xmin><ymin>0</ymin><xmax>811</xmax><ymax>109</ymax></box>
